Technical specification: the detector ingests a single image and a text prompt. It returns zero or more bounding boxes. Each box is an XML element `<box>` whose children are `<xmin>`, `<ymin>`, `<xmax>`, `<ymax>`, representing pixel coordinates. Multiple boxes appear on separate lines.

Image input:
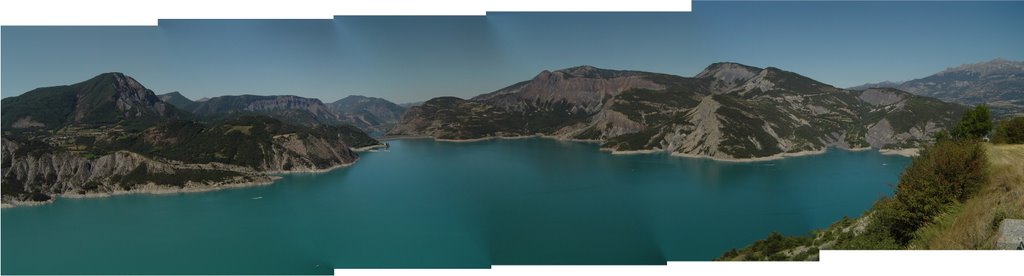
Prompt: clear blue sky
<box><xmin>2</xmin><ymin>1</ymin><xmax>1022</xmax><ymax>104</ymax></box>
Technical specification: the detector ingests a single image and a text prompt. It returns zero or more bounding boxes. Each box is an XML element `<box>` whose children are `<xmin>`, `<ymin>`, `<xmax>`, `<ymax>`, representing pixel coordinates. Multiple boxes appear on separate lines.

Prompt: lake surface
<box><xmin>1</xmin><ymin>138</ymin><xmax>910</xmax><ymax>274</ymax></box>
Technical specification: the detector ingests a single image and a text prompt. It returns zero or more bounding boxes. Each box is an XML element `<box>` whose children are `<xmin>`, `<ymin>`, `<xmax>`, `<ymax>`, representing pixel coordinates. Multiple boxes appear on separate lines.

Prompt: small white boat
<box><xmin>251</xmin><ymin>196</ymin><xmax>263</xmax><ymax>200</ymax></box>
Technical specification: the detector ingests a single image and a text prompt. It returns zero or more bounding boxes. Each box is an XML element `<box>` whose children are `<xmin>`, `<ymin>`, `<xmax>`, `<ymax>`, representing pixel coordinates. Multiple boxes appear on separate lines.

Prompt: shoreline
<box><xmin>385</xmin><ymin>134</ymin><xmax>603</xmax><ymax>144</ymax></box>
<box><xmin>601</xmin><ymin>147</ymin><xmax>831</xmax><ymax>163</ymax></box>
<box><xmin>351</xmin><ymin>144</ymin><xmax>387</xmax><ymax>152</ymax></box>
<box><xmin>879</xmin><ymin>148</ymin><xmax>921</xmax><ymax>157</ymax></box>
<box><xmin>265</xmin><ymin>161</ymin><xmax>356</xmax><ymax>175</ymax></box>
<box><xmin>1</xmin><ymin>160</ymin><xmax>358</xmax><ymax>209</ymax></box>
<box><xmin>4</xmin><ymin>138</ymin><xmax>921</xmax><ymax>208</ymax></box>
<box><xmin>669</xmin><ymin>148</ymin><xmax>829</xmax><ymax>163</ymax></box>
<box><xmin>433</xmin><ymin>134</ymin><xmax>544</xmax><ymax>143</ymax></box>
<box><xmin>377</xmin><ymin>135</ymin><xmax>433</xmax><ymax>141</ymax></box>
<box><xmin>2</xmin><ymin>178</ymin><xmax>275</xmax><ymax>209</ymax></box>
<box><xmin>391</xmin><ymin>134</ymin><xmax>917</xmax><ymax>162</ymax></box>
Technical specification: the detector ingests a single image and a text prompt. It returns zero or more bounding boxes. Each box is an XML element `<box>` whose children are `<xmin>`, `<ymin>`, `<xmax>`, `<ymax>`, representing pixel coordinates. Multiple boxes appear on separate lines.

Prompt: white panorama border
<box><xmin>335</xmin><ymin>250</ymin><xmax>1022</xmax><ymax>276</ymax></box>
<box><xmin>0</xmin><ymin>0</ymin><xmax>691</xmax><ymax>25</ymax></box>
<box><xmin>3</xmin><ymin>1</ymin><xmax>1017</xmax><ymax>276</ymax></box>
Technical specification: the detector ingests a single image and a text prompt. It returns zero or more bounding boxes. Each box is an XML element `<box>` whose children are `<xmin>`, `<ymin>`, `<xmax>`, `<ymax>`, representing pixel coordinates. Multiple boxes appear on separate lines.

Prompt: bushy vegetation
<box><xmin>406</xmin><ymin>97</ymin><xmax>528</xmax><ymax>139</ymax></box>
<box><xmin>951</xmin><ymin>105</ymin><xmax>992</xmax><ymax>140</ymax></box>
<box><xmin>98</xmin><ymin>116</ymin><xmax>372</xmax><ymax>168</ymax></box>
<box><xmin>874</xmin><ymin>140</ymin><xmax>988</xmax><ymax>244</ymax></box>
<box><xmin>1</xmin><ymin>73</ymin><xmax>189</xmax><ymax>131</ymax></box>
<box><xmin>992</xmin><ymin>116</ymin><xmax>1024</xmax><ymax>144</ymax></box>
<box><xmin>721</xmin><ymin>105</ymin><xmax>996</xmax><ymax>259</ymax></box>
<box><xmin>519</xmin><ymin>99</ymin><xmax>592</xmax><ymax>133</ymax></box>
<box><xmin>610</xmin><ymin>87</ymin><xmax>700</xmax><ymax>123</ymax></box>
<box><xmin>602</xmin><ymin>127</ymin><xmax>665</xmax><ymax>151</ymax></box>
<box><xmin>909</xmin><ymin>143</ymin><xmax>1024</xmax><ymax>249</ymax></box>
<box><xmin>833</xmin><ymin>108</ymin><xmax>991</xmax><ymax>248</ymax></box>
<box><xmin>117</xmin><ymin>164</ymin><xmax>243</xmax><ymax>188</ymax></box>
<box><xmin>884</xmin><ymin>96</ymin><xmax>964</xmax><ymax>135</ymax></box>
<box><xmin>719</xmin><ymin>232</ymin><xmax>814</xmax><ymax>261</ymax></box>
<box><xmin>0</xmin><ymin>86</ymin><xmax>78</xmax><ymax>130</ymax></box>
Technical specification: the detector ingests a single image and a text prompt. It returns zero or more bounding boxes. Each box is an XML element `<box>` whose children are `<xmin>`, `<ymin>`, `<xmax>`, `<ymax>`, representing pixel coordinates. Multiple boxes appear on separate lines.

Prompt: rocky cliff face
<box><xmin>1</xmin><ymin>118</ymin><xmax>361</xmax><ymax>205</ymax></box>
<box><xmin>392</xmin><ymin>63</ymin><xmax>965</xmax><ymax>160</ymax></box>
<box><xmin>1</xmin><ymin>137</ymin><xmax>272</xmax><ymax>203</ymax></box>
<box><xmin>855</xmin><ymin>88</ymin><xmax>962</xmax><ymax>149</ymax></box>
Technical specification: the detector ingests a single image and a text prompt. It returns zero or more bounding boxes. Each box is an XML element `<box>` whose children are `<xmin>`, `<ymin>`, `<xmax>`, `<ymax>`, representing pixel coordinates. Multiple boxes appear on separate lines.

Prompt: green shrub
<box><xmin>992</xmin><ymin>117</ymin><xmax>1024</xmax><ymax>144</ymax></box>
<box><xmin>951</xmin><ymin>105</ymin><xmax>992</xmax><ymax>140</ymax></box>
<box><xmin>833</xmin><ymin>222</ymin><xmax>901</xmax><ymax>250</ymax></box>
<box><xmin>873</xmin><ymin>140</ymin><xmax>988</xmax><ymax>244</ymax></box>
<box><xmin>719</xmin><ymin>231</ymin><xmax>813</xmax><ymax>261</ymax></box>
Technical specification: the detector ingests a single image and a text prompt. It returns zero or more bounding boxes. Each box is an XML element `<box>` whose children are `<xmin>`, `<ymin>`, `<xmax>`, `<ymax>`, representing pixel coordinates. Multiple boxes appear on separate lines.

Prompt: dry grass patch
<box><xmin>224</xmin><ymin>125</ymin><xmax>253</xmax><ymax>135</ymax></box>
<box><xmin>910</xmin><ymin>143</ymin><xmax>1024</xmax><ymax>249</ymax></box>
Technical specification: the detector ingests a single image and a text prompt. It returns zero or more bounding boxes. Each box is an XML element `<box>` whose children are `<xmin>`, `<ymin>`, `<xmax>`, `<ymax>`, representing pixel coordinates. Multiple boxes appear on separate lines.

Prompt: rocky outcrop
<box><xmin>1</xmin><ymin>122</ymin><xmax>361</xmax><ymax>205</ymax></box>
<box><xmin>1</xmin><ymin>138</ymin><xmax>272</xmax><ymax>205</ymax></box>
<box><xmin>262</xmin><ymin>132</ymin><xmax>360</xmax><ymax>172</ymax></box>
<box><xmin>855</xmin><ymin>88</ymin><xmax>962</xmax><ymax>148</ymax></box>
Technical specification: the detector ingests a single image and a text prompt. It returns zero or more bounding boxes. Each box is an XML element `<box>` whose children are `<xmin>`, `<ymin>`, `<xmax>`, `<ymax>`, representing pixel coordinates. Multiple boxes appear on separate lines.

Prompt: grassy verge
<box><xmin>718</xmin><ymin>143</ymin><xmax>1022</xmax><ymax>261</ymax></box>
<box><xmin>909</xmin><ymin>144</ymin><xmax>1024</xmax><ymax>249</ymax></box>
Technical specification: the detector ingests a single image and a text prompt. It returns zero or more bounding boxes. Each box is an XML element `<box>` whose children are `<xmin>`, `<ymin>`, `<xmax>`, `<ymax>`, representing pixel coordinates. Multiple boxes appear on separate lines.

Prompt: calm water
<box><xmin>1</xmin><ymin>138</ymin><xmax>910</xmax><ymax>274</ymax></box>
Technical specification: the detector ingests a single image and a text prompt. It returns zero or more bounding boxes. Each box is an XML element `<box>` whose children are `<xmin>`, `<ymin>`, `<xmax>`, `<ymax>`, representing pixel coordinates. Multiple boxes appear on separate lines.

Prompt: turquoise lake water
<box><xmin>1</xmin><ymin>138</ymin><xmax>911</xmax><ymax>274</ymax></box>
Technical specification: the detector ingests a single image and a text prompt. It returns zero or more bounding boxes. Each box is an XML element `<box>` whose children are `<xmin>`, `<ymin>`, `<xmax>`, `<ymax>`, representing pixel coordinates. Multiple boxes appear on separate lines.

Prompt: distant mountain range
<box><xmin>156</xmin><ymin>93</ymin><xmax>406</xmax><ymax>136</ymax></box>
<box><xmin>391</xmin><ymin>63</ymin><xmax>965</xmax><ymax>160</ymax></box>
<box><xmin>849</xmin><ymin>58</ymin><xmax>1024</xmax><ymax>115</ymax></box>
<box><xmin>326</xmin><ymin>95</ymin><xmax>407</xmax><ymax>136</ymax></box>
<box><xmin>1</xmin><ymin>73</ymin><xmax>381</xmax><ymax>205</ymax></box>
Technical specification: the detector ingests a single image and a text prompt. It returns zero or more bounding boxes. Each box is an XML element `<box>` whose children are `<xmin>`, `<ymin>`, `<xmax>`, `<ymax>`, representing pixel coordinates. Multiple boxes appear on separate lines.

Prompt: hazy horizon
<box><xmin>3</xmin><ymin>1</ymin><xmax>1023</xmax><ymax>104</ymax></box>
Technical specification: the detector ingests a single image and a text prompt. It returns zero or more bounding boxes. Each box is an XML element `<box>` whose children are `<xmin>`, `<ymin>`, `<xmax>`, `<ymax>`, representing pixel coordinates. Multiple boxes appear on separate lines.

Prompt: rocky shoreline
<box><xmin>390</xmin><ymin>134</ymin><xmax>919</xmax><ymax>162</ymax></box>
<box><xmin>351</xmin><ymin>144</ymin><xmax>388</xmax><ymax>152</ymax></box>
<box><xmin>385</xmin><ymin>133</ymin><xmax>603</xmax><ymax>144</ymax></box>
<box><xmin>1</xmin><ymin>159</ymin><xmax>360</xmax><ymax>209</ymax></box>
<box><xmin>879</xmin><ymin>148</ymin><xmax>921</xmax><ymax>157</ymax></box>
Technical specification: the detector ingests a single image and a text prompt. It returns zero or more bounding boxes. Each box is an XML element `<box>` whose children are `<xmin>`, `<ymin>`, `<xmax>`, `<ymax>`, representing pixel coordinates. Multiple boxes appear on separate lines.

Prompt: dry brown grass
<box><xmin>910</xmin><ymin>143</ymin><xmax>1024</xmax><ymax>249</ymax></box>
<box><xmin>224</xmin><ymin>125</ymin><xmax>253</xmax><ymax>135</ymax></box>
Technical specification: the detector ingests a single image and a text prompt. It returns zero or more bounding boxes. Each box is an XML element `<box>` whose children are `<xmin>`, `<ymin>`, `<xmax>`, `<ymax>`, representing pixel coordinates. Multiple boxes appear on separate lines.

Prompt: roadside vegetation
<box><xmin>718</xmin><ymin>105</ymin><xmax>1024</xmax><ymax>261</ymax></box>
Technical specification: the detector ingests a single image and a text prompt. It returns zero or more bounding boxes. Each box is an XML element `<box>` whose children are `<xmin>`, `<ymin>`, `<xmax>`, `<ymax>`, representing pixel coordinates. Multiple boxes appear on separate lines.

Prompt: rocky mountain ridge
<box><xmin>326</xmin><ymin>95</ymin><xmax>407</xmax><ymax>136</ymax></box>
<box><xmin>159</xmin><ymin>93</ymin><xmax>405</xmax><ymax>136</ymax></box>
<box><xmin>850</xmin><ymin>58</ymin><xmax>1024</xmax><ymax>115</ymax></box>
<box><xmin>2</xmin><ymin>72</ymin><xmax>187</xmax><ymax>131</ymax></box>
<box><xmin>2</xmin><ymin>74</ymin><xmax>379</xmax><ymax>206</ymax></box>
<box><xmin>391</xmin><ymin>63</ymin><xmax>965</xmax><ymax>160</ymax></box>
